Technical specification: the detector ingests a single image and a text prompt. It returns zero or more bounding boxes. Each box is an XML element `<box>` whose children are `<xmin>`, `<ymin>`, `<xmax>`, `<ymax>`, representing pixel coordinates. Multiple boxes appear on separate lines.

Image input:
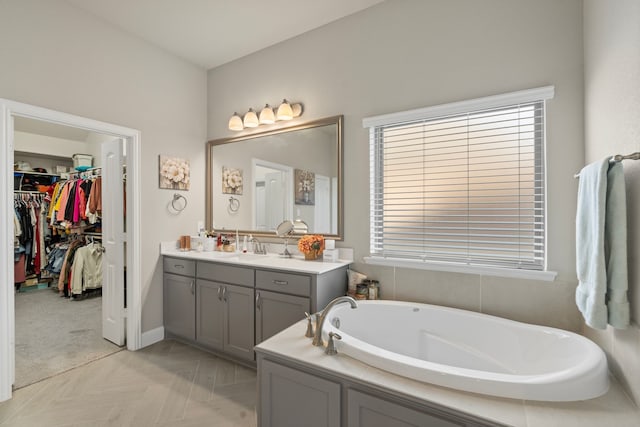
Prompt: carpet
<box><xmin>14</xmin><ymin>288</ymin><xmax>123</xmax><ymax>389</ymax></box>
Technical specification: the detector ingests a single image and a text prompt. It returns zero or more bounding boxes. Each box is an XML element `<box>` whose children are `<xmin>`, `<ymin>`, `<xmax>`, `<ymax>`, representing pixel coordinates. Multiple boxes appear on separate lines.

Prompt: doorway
<box><xmin>0</xmin><ymin>99</ymin><xmax>142</xmax><ymax>402</ymax></box>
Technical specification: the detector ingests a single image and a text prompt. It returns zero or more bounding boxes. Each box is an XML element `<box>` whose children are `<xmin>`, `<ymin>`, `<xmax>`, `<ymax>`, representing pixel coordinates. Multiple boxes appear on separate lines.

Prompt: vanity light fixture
<box><xmin>228</xmin><ymin>100</ymin><xmax>303</xmax><ymax>131</ymax></box>
<box><xmin>276</xmin><ymin>99</ymin><xmax>294</xmax><ymax>121</ymax></box>
<box><xmin>243</xmin><ymin>108</ymin><xmax>259</xmax><ymax>128</ymax></box>
<box><xmin>259</xmin><ymin>104</ymin><xmax>275</xmax><ymax>124</ymax></box>
<box><xmin>228</xmin><ymin>112</ymin><xmax>244</xmax><ymax>131</ymax></box>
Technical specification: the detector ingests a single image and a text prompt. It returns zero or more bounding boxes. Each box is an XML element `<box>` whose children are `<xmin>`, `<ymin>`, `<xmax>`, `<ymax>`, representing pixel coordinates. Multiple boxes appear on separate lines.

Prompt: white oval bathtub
<box><xmin>323</xmin><ymin>300</ymin><xmax>609</xmax><ymax>401</ymax></box>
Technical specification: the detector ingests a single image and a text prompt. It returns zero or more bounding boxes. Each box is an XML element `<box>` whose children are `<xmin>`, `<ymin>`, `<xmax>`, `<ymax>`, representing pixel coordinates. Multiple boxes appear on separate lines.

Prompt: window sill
<box><xmin>363</xmin><ymin>256</ymin><xmax>558</xmax><ymax>282</ymax></box>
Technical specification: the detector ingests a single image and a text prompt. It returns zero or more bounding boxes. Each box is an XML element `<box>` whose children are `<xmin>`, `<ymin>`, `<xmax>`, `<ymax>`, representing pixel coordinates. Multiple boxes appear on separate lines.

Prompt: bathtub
<box><xmin>323</xmin><ymin>300</ymin><xmax>609</xmax><ymax>401</ymax></box>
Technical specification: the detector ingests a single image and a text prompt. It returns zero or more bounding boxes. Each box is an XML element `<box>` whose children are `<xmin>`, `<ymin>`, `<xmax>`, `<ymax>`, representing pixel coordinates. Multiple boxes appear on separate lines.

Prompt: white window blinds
<box><xmin>366</xmin><ymin>88</ymin><xmax>552</xmax><ymax>271</ymax></box>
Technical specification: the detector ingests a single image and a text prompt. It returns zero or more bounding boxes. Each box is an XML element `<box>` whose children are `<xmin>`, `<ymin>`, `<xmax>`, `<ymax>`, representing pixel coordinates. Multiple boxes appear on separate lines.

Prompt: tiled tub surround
<box><xmin>322</xmin><ymin>300</ymin><xmax>609</xmax><ymax>402</ymax></box>
<box><xmin>256</xmin><ymin>321</ymin><xmax>640</xmax><ymax>427</ymax></box>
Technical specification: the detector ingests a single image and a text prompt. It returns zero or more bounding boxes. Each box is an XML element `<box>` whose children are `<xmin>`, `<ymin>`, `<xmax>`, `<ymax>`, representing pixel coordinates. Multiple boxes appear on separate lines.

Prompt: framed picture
<box><xmin>222</xmin><ymin>166</ymin><xmax>243</xmax><ymax>195</ymax></box>
<box><xmin>159</xmin><ymin>155</ymin><xmax>190</xmax><ymax>190</ymax></box>
<box><xmin>295</xmin><ymin>169</ymin><xmax>315</xmax><ymax>205</ymax></box>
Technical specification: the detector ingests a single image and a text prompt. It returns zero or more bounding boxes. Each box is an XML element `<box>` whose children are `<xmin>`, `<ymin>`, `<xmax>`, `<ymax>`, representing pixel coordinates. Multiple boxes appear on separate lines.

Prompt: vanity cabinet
<box><xmin>162</xmin><ymin>254</ymin><xmax>349</xmax><ymax>364</ymax></box>
<box><xmin>254</xmin><ymin>266</ymin><xmax>346</xmax><ymax>345</ymax></box>
<box><xmin>256</xmin><ymin>290</ymin><xmax>310</xmax><ymax>344</ymax></box>
<box><xmin>196</xmin><ymin>263</ymin><xmax>255</xmax><ymax>362</ymax></box>
<box><xmin>163</xmin><ymin>258</ymin><xmax>196</xmax><ymax>340</ymax></box>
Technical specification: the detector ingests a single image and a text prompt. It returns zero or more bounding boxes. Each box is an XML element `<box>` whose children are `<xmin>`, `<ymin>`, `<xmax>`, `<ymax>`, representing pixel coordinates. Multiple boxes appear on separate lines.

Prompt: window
<box><xmin>364</xmin><ymin>87</ymin><xmax>554</xmax><ymax>272</ymax></box>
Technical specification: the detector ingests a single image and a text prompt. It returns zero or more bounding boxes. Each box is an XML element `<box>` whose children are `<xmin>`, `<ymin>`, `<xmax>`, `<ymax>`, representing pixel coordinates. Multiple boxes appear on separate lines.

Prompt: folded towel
<box><xmin>575</xmin><ymin>158</ymin><xmax>630</xmax><ymax>329</ymax></box>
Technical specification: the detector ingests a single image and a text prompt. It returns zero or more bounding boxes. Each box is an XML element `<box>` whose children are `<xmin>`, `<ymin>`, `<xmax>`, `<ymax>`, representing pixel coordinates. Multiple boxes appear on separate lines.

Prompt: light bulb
<box><xmin>243</xmin><ymin>108</ymin><xmax>259</xmax><ymax>128</ymax></box>
<box><xmin>276</xmin><ymin>99</ymin><xmax>293</xmax><ymax>121</ymax></box>
<box><xmin>259</xmin><ymin>104</ymin><xmax>275</xmax><ymax>124</ymax></box>
<box><xmin>228</xmin><ymin>113</ymin><xmax>243</xmax><ymax>131</ymax></box>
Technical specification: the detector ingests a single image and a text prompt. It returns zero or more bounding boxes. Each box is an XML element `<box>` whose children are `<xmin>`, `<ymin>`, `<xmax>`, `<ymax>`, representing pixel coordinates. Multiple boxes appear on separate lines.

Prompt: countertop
<box><xmin>161</xmin><ymin>243</ymin><xmax>352</xmax><ymax>275</ymax></box>
<box><xmin>255</xmin><ymin>320</ymin><xmax>640</xmax><ymax>427</ymax></box>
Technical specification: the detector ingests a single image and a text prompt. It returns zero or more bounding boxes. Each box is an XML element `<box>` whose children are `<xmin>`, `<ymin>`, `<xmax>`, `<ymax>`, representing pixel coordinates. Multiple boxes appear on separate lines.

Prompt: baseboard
<box><xmin>140</xmin><ymin>326</ymin><xmax>164</xmax><ymax>348</ymax></box>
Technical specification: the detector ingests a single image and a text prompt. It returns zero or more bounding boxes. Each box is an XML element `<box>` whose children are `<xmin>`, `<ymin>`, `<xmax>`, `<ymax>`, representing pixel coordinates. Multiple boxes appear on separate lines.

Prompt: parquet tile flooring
<box><xmin>0</xmin><ymin>340</ymin><xmax>257</xmax><ymax>426</ymax></box>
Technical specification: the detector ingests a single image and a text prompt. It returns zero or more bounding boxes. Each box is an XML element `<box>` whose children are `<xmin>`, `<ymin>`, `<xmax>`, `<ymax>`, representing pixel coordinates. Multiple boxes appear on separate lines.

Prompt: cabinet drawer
<box><xmin>256</xmin><ymin>270</ymin><xmax>311</xmax><ymax>297</ymax></box>
<box><xmin>163</xmin><ymin>257</ymin><xmax>195</xmax><ymax>277</ymax></box>
<box><xmin>197</xmin><ymin>262</ymin><xmax>254</xmax><ymax>287</ymax></box>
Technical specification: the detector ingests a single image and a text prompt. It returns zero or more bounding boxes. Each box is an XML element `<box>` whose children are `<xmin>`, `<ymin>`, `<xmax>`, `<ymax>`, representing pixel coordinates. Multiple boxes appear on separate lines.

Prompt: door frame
<box><xmin>0</xmin><ymin>98</ymin><xmax>142</xmax><ymax>401</ymax></box>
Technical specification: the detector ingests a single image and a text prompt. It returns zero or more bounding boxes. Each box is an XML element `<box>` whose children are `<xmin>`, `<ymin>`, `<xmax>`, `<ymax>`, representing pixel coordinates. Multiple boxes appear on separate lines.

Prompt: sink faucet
<box><xmin>312</xmin><ymin>296</ymin><xmax>358</xmax><ymax>347</ymax></box>
<box><xmin>250</xmin><ymin>236</ymin><xmax>266</xmax><ymax>254</ymax></box>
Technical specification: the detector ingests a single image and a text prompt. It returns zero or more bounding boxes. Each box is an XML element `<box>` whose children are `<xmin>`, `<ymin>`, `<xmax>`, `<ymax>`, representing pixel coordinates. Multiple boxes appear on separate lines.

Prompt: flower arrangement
<box><xmin>159</xmin><ymin>155</ymin><xmax>190</xmax><ymax>190</ymax></box>
<box><xmin>222</xmin><ymin>167</ymin><xmax>243</xmax><ymax>194</ymax></box>
<box><xmin>298</xmin><ymin>234</ymin><xmax>325</xmax><ymax>260</ymax></box>
<box><xmin>298</xmin><ymin>170</ymin><xmax>314</xmax><ymax>193</ymax></box>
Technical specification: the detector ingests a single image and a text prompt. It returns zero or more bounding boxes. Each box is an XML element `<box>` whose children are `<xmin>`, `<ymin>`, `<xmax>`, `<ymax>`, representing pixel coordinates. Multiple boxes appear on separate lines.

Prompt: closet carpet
<box><xmin>14</xmin><ymin>288</ymin><xmax>123</xmax><ymax>389</ymax></box>
<box><xmin>0</xmin><ymin>339</ymin><xmax>257</xmax><ymax>426</ymax></box>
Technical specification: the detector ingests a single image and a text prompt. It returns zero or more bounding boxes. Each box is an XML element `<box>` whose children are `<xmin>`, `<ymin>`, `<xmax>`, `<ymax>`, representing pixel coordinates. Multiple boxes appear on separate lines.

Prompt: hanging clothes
<box><xmin>70</xmin><ymin>242</ymin><xmax>103</xmax><ymax>296</ymax></box>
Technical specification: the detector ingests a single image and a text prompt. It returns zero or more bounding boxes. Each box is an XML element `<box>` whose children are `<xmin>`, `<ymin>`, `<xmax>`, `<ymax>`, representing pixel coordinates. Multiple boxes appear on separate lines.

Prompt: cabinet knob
<box><xmin>273</xmin><ymin>280</ymin><xmax>288</xmax><ymax>286</ymax></box>
<box><xmin>217</xmin><ymin>286</ymin><xmax>223</xmax><ymax>301</ymax></box>
<box><xmin>222</xmin><ymin>286</ymin><xmax>227</xmax><ymax>302</ymax></box>
<box><xmin>256</xmin><ymin>291</ymin><xmax>261</xmax><ymax>310</ymax></box>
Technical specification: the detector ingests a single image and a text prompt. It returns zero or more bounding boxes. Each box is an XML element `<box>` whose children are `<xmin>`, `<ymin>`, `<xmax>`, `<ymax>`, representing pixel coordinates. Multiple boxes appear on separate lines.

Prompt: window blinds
<box><xmin>369</xmin><ymin>100</ymin><xmax>546</xmax><ymax>270</ymax></box>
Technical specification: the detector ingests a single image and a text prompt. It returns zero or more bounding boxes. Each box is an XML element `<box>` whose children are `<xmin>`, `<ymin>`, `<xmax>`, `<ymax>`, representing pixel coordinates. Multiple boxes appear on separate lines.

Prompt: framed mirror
<box><xmin>206</xmin><ymin>115</ymin><xmax>343</xmax><ymax>240</ymax></box>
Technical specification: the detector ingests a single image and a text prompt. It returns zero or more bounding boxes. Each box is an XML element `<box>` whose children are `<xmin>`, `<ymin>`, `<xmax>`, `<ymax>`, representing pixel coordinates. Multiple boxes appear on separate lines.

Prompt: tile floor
<box><xmin>0</xmin><ymin>340</ymin><xmax>257</xmax><ymax>426</ymax></box>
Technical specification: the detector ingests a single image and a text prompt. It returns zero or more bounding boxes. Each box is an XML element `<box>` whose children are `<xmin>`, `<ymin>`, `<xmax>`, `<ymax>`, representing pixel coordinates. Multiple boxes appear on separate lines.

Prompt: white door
<box><xmin>314</xmin><ymin>174</ymin><xmax>331</xmax><ymax>234</ymax></box>
<box><xmin>101</xmin><ymin>138</ymin><xmax>126</xmax><ymax>346</ymax></box>
<box><xmin>265</xmin><ymin>171</ymin><xmax>285</xmax><ymax>231</ymax></box>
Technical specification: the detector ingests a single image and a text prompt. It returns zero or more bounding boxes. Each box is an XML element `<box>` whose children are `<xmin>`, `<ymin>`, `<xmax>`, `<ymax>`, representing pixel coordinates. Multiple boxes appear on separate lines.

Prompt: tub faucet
<box><xmin>312</xmin><ymin>296</ymin><xmax>358</xmax><ymax>347</ymax></box>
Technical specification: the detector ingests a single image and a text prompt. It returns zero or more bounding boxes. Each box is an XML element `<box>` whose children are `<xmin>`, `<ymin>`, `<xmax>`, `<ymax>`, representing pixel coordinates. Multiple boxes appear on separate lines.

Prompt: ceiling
<box><xmin>64</xmin><ymin>0</ymin><xmax>384</xmax><ymax>70</ymax></box>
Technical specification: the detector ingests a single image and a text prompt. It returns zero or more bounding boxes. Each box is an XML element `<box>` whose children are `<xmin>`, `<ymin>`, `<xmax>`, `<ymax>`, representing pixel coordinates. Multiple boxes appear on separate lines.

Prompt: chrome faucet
<box><xmin>250</xmin><ymin>237</ymin><xmax>267</xmax><ymax>254</ymax></box>
<box><xmin>312</xmin><ymin>296</ymin><xmax>358</xmax><ymax>347</ymax></box>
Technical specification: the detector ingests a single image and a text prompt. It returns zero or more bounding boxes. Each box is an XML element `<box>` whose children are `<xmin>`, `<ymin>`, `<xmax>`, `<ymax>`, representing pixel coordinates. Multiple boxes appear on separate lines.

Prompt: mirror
<box><xmin>206</xmin><ymin>115</ymin><xmax>343</xmax><ymax>239</ymax></box>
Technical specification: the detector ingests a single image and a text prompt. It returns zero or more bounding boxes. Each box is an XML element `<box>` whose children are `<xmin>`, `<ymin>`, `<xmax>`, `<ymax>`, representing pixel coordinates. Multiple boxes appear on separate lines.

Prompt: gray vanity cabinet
<box><xmin>163</xmin><ymin>255</ymin><xmax>348</xmax><ymax>364</ymax></box>
<box><xmin>196</xmin><ymin>262</ymin><xmax>255</xmax><ymax>362</ymax></box>
<box><xmin>256</xmin><ymin>290</ymin><xmax>310</xmax><ymax>344</ymax></box>
<box><xmin>221</xmin><ymin>283</ymin><xmax>255</xmax><ymax>360</ymax></box>
<box><xmin>163</xmin><ymin>258</ymin><xmax>196</xmax><ymax>340</ymax></box>
<box><xmin>260</xmin><ymin>359</ymin><xmax>341</xmax><ymax>427</ymax></box>
<box><xmin>195</xmin><ymin>279</ymin><xmax>224</xmax><ymax>350</ymax></box>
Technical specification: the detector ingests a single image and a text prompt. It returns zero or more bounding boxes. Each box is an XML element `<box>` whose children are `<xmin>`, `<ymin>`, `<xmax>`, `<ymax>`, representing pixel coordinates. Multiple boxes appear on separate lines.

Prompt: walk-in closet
<box><xmin>12</xmin><ymin>118</ymin><xmax>123</xmax><ymax>388</ymax></box>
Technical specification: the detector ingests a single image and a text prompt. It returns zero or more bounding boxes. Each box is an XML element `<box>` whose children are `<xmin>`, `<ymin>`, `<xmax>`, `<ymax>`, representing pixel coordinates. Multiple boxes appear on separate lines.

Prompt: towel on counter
<box><xmin>575</xmin><ymin>158</ymin><xmax>630</xmax><ymax>330</ymax></box>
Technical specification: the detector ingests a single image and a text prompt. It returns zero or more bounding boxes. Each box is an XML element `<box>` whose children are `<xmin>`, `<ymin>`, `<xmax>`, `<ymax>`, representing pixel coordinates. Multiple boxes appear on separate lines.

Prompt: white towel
<box><xmin>575</xmin><ymin>158</ymin><xmax>630</xmax><ymax>329</ymax></box>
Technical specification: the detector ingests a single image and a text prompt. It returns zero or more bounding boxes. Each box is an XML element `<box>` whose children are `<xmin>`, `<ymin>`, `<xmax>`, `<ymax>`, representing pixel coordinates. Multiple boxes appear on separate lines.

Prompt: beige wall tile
<box><xmin>480</xmin><ymin>277</ymin><xmax>581</xmax><ymax>332</ymax></box>
<box><xmin>394</xmin><ymin>268</ymin><xmax>481</xmax><ymax>312</ymax></box>
<box><xmin>612</xmin><ymin>326</ymin><xmax>640</xmax><ymax>404</ymax></box>
<box><xmin>351</xmin><ymin>262</ymin><xmax>396</xmax><ymax>300</ymax></box>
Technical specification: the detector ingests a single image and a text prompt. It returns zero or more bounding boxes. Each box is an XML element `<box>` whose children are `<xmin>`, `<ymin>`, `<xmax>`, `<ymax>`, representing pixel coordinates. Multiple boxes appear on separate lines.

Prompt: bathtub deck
<box><xmin>255</xmin><ymin>320</ymin><xmax>640</xmax><ymax>427</ymax></box>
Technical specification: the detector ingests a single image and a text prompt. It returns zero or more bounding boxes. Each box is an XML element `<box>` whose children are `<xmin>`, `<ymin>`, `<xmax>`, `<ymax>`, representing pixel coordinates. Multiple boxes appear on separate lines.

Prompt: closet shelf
<box><xmin>14</xmin><ymin>170</ymin><xmax>61</xmax><ymax>177</ymax></box>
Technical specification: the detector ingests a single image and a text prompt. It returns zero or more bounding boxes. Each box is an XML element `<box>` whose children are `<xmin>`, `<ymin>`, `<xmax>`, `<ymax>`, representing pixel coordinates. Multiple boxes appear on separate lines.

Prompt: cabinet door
<box><xmin>163</xmin><ymin>273</ymin><xmax>195</xmax><ymax>340</ymax></box>
<box><xmin>196</xmin><ymin>279</ymin><xmax>225</xmax><ymax>351</ymax></box>
<box><xmin>255</xmin><ymin>290</ymin><xmax>310</xmax><ymax>344</ymax></box>
<box><xmin>347</xmin><ymin>389</ymin><xmax>465</xmax><ymax>427</ymax></box>
<box><xmin>223</xmin><ymin>283</ymin><xmax>255</xmax><ymax>361</ymax></box>
<box><xmin>260</xmin><ymin>359</ymin><xmax>340</xmax><ymax>427</ymax></box>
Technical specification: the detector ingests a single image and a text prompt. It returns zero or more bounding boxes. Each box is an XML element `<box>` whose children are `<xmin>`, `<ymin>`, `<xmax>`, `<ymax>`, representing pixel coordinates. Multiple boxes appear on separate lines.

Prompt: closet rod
<box><xmin>14</xmin><ymin>190</ymin><xmax>44</xmax><ymax>194</ymax></box>
<box><xmin>68</xmin><ymin>166</ymin><xmax>102</xmax><ymax>178</ymax></box>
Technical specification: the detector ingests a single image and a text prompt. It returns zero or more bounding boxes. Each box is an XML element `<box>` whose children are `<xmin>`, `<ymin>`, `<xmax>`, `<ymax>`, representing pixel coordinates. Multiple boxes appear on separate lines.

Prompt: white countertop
<box><xmin>161</xmin><ymin>244</ymin><xmax>351</xmax><ymax>275</ymax></box>
<box><xmin>255</xmin><ymin>320</ymin><xmax>640</xmax><ymax>427</ymax></box>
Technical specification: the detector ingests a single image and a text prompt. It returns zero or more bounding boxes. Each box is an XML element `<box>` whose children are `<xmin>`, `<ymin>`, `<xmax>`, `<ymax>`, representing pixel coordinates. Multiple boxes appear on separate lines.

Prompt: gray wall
<box><xmin>0</xmin><ymin>0</ymin><xmax>208</xmax><ymax>333</ymax></box>
<box><xmin>584</xmin><ymin>0</ymin><xmax>640</xmax><ymax>404</ymax></box>
<box><xmin>208</xmin><ymin>0</ymin><xmax>585</xmax><ymax>332</ymax></box>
